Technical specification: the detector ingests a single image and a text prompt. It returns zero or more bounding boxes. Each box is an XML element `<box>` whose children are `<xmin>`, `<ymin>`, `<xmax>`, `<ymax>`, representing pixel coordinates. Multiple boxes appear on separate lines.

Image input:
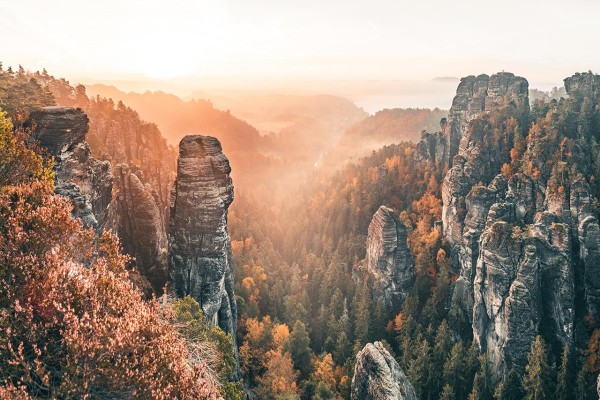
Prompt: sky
<box><xmin>1</xmin><ymin>0</ymin><xmax>599</xmax><ymax>109</ymax></box>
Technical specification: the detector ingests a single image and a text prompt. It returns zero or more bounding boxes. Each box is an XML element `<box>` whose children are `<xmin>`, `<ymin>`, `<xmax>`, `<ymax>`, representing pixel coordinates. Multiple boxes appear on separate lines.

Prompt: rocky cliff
<box><xmin>26</xmin><ymin>107</ymin><xmax>115</xmax><ymax>231</ymax></box>
<box><xmin>115</xmin><ymin>164</ymin><xmax>168</xmax><ymax>293</ymax></box>
<box><xmin>168</xmin><ymin>135</ymin><xmax>237</xmax><ymax>350</ymax></box>
<box><xmin>364</xmin><ymin>206</ymin><xmax>415</xmax><ymax>308</ymax></box>
<box><xmin>351</xmin><ymin>341</ymin><xmax>417</xmax><ymax>400</ymax></box>
<box><xmin>427</xmin><ymin>72</ymin><xmax>600</xmax><ymax>379</ymax></box>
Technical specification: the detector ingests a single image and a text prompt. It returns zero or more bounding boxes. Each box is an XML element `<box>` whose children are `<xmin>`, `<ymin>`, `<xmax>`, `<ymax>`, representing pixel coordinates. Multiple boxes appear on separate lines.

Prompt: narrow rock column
<box><xmin>364</xmin><ymin>206</ymin><xmax>414</xmax><ymax>309</ymax></box>
<box><xmin>168</xmin><ymin>135</ymin><xmax>237</xmax><ymax>346</ymax></box>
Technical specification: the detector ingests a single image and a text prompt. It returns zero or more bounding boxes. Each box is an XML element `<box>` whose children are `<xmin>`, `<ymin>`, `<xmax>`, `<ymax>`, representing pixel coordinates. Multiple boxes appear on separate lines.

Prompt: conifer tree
<box><xmin>523</xmin><ymin>336</ymin><xmax>552</xmax><ymax>400</ymax></box>
<box><xmin>407</xmin><ymin>337</ymin><xmax>432</xmax><ymax>399</ymax></box>
<box><xmin>495</xmin><ymin>368</ymin><xmax>524</xmax><ymax>400</ymax></box>
<box><xmin>440</xmin><ymin>384</ymin><xmax>456</xmax><ymax>400</ymax></box>
<box><xmin>556</xmin><ymin>345</ymin><xmax>574</xmax><ymax>400</ymax></box>
<box><xmin>443</xmin><ymin>342</ymin><xmax>467</xmax><ymax>399</ymax></box>
<box><xmin>468</xmin><ymin>354</ymin><xmax>492</xmax><ymax>400</ymax></box>
<box><xmin>287</xmin><ymin>320</ymin><xmax>312</xmax><ymax>380</ymax></box>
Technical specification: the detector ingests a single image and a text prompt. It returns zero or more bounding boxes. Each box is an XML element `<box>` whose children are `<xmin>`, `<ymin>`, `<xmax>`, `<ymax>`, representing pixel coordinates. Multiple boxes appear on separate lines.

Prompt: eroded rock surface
<box><xmin>351</xmin><ymin>341</ymin><xmax>417</xmax><ymax>400</ymax></box>
<box><xmin>364</xmin><ymin>206</ymin><xmax>414</xmax><ymax>308</ymax></box>
<box><xmin>26</xmin><ymin>106</ymin><xmax>115</xmax><ymax>231</ymax></box>
<box><xmin>115</xmin><ymin>164</ymin><xmax>168</xmax><ymax>293</ymax></box>
<box><xmin>168</xmin><ymin>135</ymin><xmax>237</xmax><ymax>348</ymax></box>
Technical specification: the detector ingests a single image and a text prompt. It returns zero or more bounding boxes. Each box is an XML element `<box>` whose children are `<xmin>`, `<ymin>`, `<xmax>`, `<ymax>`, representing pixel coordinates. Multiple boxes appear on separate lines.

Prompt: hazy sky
<box><xmin>1</xmin><ymin>0</ymin><xmax>599</xmax><ymax>105</ymax></box>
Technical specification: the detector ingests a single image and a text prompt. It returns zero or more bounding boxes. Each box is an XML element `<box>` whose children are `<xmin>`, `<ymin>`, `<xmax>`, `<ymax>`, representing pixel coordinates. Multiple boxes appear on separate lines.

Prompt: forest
<box><xmin>2</xmin><ymin>63</ymin><xmax>600</xmax><ymax>400</ymax></box>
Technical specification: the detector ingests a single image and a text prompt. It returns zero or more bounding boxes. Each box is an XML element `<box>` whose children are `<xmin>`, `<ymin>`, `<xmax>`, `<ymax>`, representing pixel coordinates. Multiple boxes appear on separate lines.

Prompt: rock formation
<box><xmin>26</xmin><ymin>107</ymin><xmax>115</xmax><ymax>231</ymax></box>
<box><xmin>168</xmin><ymin>135</ymin><xmax>237</xmax><ymax>349</ymax></box>
<box><xmin>415</xmin><ymin>130</ymin><xmax>448</xmax><ymax>173</ymax></box>
<box><xmin>424</xmin><ymin>73</ymin><xmax>600</xmax><ymax>380</ymax></box>
<box><xmin>444</xmin><ymin>73</ymin><xmax>529</xmax><ymax>167</ymax></box>
<box><xmin>441</xmin><ymin>73</ymin><xmax>530</xmax><ymax>249</ymax></box>
<box><xmin>115</xmin><ymin>164</ymin><xmax>168</xmax><ymax>293</ymax></box>
<box><xmin>351</xmin><ymin>341</ymin><xmax>417</xmax><ymax>400</ymax></box>
<box><xmin>364</xmin><ymin>206</ymin><xmax>414</xmax><ymax>308</ymax></box>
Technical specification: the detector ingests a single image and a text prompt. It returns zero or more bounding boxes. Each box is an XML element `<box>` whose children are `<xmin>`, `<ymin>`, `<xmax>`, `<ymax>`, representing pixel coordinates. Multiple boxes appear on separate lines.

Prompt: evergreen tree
<box><xmin>556</xmin><ymin>345</ymin><xmax>574</xmax><ymax>400</ymax></box>
<box><xmin>440</xmin><ymin>384</ymin><xmax>456</xmax><ymax>400</ymax></box>
<box><xmin>334</xmin><ymin>332</ymin><xmax>351</xmax><ymax>365</ymax></box>
<box><xmin>443</xmin><ymin>342</ymin><xmax>467</xmax><ymax>399</ymax></box>
<box><xmin>287</xmin><ymin>320</ymin><xmax>312</xmax><ymax>380</ymax></box>
<box><xmin>575</xmin><ymin>366</ymin><xmax>591</xmax><ymax>400</ymax></box>
<box><xmin>407</xmin><ymin>337</ymin><xmax>432</xmax><ymax>399</ymax></box>
<box><xmin>495</xmin><ymin>369</ymin><xmax>524</xmax><ymax>400</ymax></box>
<box><xmin>523</xmin><ymin>336</ymin><xmax>552</xmax><ymax>400</ymax></box>
<box><xmin>354</xmin><ymin>283</ymin><xmax>372</xmax><ymax>345</ymax></box>
<box><xmin>432</xmin><ymin>320</ymin><xmax>453</xmax><ymax>396</ymax></box>
<box><xmin>468</xmin><ymin>354</ymin><xmax>492</xmax><ymax>400</ymax></box>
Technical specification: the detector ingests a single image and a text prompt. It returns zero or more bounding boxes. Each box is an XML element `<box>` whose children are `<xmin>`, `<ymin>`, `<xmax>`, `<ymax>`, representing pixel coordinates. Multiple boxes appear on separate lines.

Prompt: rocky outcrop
<box><xmin>424</xmin><ymin>72</ymin><xmax>598</xmax><ymax>381</ymax></box>
<box><xmin>26</xmin><ymin>107</ymin><xmax>114</xmax><ymax>231</ymax></box>
<box><xmin>444</xmin><ymin>73</ymin><xmax>529</xmax><ymax>166</ymax></box>
<box><xmin>572</xmin><ymin>180</ymin><xmax>600</xmax><ymax>317</ymax></box>
<box><xmin>564</xmin><ymin>72</ymin><xmax>600</xmax><ymax>100</ymax></box>
<box><xmin>416</xmin><ymin>130</ymin><xmax>448</xmax><ymax>173</ymax></box>
<box><xmin>115</xmin><ymin>164</ymin><xmax>168</xmax><ymax>293</ymax></box>
<box><xmin>364</xmin><ymin>206</ymin><xmax>414</xmax><ymax>309</ymax></box>
<box><xmin>441</xmin><ymin>73</ymin><xmax>530</xmax><ymax>249</ymax></box>
<box><xmin>168</xmin><ymin>135</ymin><xmax>237</xmax><ymax>350</ymax></box>
<box><xmin>351</xmin><ymin>341</ymin><xmax>417</xmax><ymax>400</ymax></box>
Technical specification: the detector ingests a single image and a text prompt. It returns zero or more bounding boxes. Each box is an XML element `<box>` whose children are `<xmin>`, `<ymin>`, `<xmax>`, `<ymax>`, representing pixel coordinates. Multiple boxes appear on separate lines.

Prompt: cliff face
<box><xmin>168</xmin><ymin>135</ymin><xmax>237</xmax><ymax>345</ymax></box>
<box><xmin>430</xmin><ymin>73</ymin><xmax>600</xmax><ymax>379</ymax></box>
<box><xmin>115</xmin><ymin>164</ymin><xmax>168</xmax><ymax>293</ymax></box>
<box><xmin>442</xmin><ymin>73</ymin><xmax>530</xmax><ymax>248</ymax></box>
<box><xmin>351</xmin><ymin>341</ymin><xmax>417</xmax><ymax>400</ymax></box>
<box><xmin>26</xmin><ymin>107</ymin><xmax>115</xmax><ymax>231</ymax></box>
<box><xmin>444</xmin><ymin>73</ymin><xmax>529</xmax><ymax>167</ymax></box>
<box><xmin>364</xmin><ymin>206</ymin><xmax>415</xmax><ymax>308</ymax></box>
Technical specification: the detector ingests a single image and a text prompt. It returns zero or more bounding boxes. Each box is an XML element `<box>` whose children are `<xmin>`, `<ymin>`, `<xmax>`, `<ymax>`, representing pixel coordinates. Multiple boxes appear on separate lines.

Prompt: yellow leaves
<box><xmin>272</xmin><ymin>323</ymin><xmax>290</xmax><ymax>348</ymax></box>
<box><xmin>313</xmin><ymin>353</ymin><xmax>336</xmax><ymax>389</ymax></box>
<box><xmin>385</xmin><ymin>155</ymin><xmax>402</xmax><ymax>171</ymax></box>
<box><xmin>257</xmin><ymin>349</ymin><xmax>299</xmax><ymax>399</ymax></box>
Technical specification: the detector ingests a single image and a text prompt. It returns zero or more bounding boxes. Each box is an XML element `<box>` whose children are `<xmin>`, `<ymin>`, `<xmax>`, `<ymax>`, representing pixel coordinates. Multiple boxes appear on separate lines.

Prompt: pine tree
<box><xmin>556</xmin><ymin>345</ymin><xmax>574</xmax><ymax>400</ymax></box>
<box><xmin>443</xmin><ymin>342</ymin><xmax>467</xmax><ymax>399</ymax></box>
<box><xmin>287</xmin><ymin>320</ymin><xmax>312</xmax><ymax>380</ymax></box>
<box><xmin>432</xmin><ymin>320</ymin><xmax>453</xmax><ymax>396</ymax></box>
<box><xmin>495</xmin><ymin>369</ymin><xmax>524</xmax><ymax>400</ymax></box>
<box><xmin>523</xmin><ymin>336</ymin><xmax>552</xmax><ymax>400</ymax></box>
<box><xmin>354</xmin><ymin>284</ymin><xmax>372</xmax><ymax>345</ymax></box>
<box><xmin>407</xmin><ymin>337</ymin><xmax>432</xmax><ymax>399</ymax></box>
<box><xmin>334</xmin><ymin>331</ymin><xmax>351</xmax><ymax>365</ymax></box>
<box><xmin>575</xmin><ymin>365</ymin><xmax>590</xmax><ymax>400</ymax></box>
<box><xmin>439</xmin><ymin>384</ymin><xmax>456</xmax><ymax>400</ymax></box>
<box><xmin>468</xmin><ymin>354</ymin><xmax>492</xmax><ymax>400</ymax></box>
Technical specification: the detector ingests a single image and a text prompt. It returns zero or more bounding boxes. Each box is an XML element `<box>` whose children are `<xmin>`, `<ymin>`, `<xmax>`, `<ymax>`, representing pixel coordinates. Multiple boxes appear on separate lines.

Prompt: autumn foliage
<box><xmin>0</xmin><ymin>111</ymin><xmax>221</xmax><ymax>398</ymax></box>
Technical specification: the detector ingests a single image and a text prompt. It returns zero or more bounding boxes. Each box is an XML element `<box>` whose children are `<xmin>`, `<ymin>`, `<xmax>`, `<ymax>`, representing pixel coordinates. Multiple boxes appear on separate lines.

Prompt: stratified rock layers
<box><xmin>168</xmin><ymin>135</ymin><xmax>237</xmax><ymax>341</ymax></box>
<box><xmin>365</xmin><ymin>206</ymin><xmax>414</xmax><ymax>308</ymax></box>
<box><xmin>351</xmin><ymin>341</ymin><xmax>417</xmax><ymax>400</ymax></box>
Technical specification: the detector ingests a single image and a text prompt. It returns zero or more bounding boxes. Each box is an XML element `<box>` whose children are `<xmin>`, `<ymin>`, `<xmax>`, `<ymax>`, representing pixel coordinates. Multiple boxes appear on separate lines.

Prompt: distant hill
<box><xmin>324</xmin><ymin>107</ymin><xmax>447</xmax><ymax>169</ymax></box>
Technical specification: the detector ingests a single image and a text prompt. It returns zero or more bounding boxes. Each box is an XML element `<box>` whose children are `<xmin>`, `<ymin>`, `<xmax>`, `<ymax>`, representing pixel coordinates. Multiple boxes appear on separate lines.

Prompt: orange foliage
<box><xmin>272</xmin><ymin>323</ymin><xmax>290</xmax><ymax>348</ymax></box>
<box><xmin>256</xmin><ymin>349</ymin><xmax>299</xmax><ymax>398</ymax></box>
<box><xmin>0</xmin><ymin>183</ymin><xmax>220</xmax><ymax>398</ymax></box>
